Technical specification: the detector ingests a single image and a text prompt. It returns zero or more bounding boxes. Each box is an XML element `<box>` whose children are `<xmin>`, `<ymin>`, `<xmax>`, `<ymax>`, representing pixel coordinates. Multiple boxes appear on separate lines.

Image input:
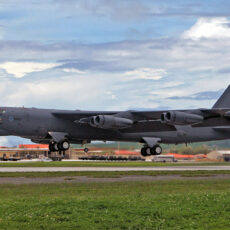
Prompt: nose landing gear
<box><xmin>84</xmin><ymin>147</ymin><xmax>89</xmax><ymax>153</ymax></box>
<box><xmin>141</xmin><ymin>144</ymin><xmax>162</xmax><ymax>157</ymax></box>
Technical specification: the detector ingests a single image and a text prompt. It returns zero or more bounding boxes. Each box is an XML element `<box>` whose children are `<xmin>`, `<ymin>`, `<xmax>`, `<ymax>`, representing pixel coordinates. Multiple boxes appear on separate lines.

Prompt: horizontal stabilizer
<box><xmin>213</xmin><ymin>85</ymin><xmax>230</xmax><ymax>109</ymax></box>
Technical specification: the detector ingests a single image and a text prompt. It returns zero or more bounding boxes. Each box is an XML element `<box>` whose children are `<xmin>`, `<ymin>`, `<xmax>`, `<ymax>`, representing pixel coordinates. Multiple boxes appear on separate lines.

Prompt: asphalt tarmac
<box><xmin>0</xmin><ymin>165</ymin><xmax>230</xmax><ymax>172</ymax></box>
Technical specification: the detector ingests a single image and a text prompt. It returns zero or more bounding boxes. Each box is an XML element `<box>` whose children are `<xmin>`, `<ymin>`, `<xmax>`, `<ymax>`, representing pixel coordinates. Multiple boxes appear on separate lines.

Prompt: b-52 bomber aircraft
<box><xmin>0</xmin><ymin>85</ymin><xmax>230</xmax><ymax>157</ymax></box>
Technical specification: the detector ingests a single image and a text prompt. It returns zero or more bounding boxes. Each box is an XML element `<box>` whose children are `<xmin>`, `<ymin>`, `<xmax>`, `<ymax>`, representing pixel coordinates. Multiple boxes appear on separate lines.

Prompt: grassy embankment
<box><xmin>0</xmin><ymin>161</ymin><xmax>229</xmax><ymax>167</ymax></box>
<box><xmin>0</xmin><ymin>170</ymin><xmax>230</xmax><ymax>178</ymax></box>
<box><xmin>0</xmin><ymin>179</ymin><xmax>230</xmax><ymax>229</ymax></box>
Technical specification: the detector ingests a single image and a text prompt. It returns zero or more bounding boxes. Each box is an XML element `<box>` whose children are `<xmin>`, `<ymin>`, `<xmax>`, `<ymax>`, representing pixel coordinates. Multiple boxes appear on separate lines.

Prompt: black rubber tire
<box><xmin>84</xmin><ymin>148</ymin><xmax>89</xmax><ymax>153</ymax></box>
<box><xmin>141</xmin><ymin>147</ymin><xmax>147</xmax><ymax>157</ymax></box>
<box><xmin>146</xmin><ymin>147</ymin><xmax>151</xmax><ymax>156</ymax></box>
<box><xmin>49</xmin><ymin>142</ymin><xmax>59</xmax><ymax>152</ymax></box>
<box><xmin>58</xmin><ymin>141</ymin><xmax>70</xmax><ymax>151</ymax></box>
<box><xmin>150</xmin><ymin>147</ymin><xmax>156</xmax><ymax>155</ymax></box>
<box><xmin>153</xmin><ymin>145</ymin><xmax>162</xmax><ymax>155</ymax></box>
<box><xmin>141</xmin><ymin>147</ymin><xmax>151</xmax><ymax>156</ymax></box>
<box><xmin>49</xmin><ymin>143</ymin><xmax>54</xmax><ymax>152</ymax></box>
<box><xmin>53</xmin><ymin>143</ymin><xmax>59</xmax><ymax>151</ymax></box>
<box><xmin>150</xmin><ymin>145</ymin><xmax>162</xmax><ymax>155</ymax></box>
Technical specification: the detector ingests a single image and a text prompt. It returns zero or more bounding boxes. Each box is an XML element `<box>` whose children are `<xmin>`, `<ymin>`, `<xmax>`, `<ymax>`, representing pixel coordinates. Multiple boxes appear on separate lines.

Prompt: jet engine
<box><xmin>161</xmin><ymin>111</ymin><xmax>203</xmax><ymax>125</ymax></box>
<box><xmin>90</xmin><ymin>115</ymin><xmax>133</xmax><ymax>129</ymax></box>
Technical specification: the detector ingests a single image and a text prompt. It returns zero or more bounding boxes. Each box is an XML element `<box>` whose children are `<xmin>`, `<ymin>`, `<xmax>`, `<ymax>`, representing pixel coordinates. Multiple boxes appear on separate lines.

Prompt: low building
<box><xmin>0</xmin><ymin>145</ymin><xmax>50</xmax><ymax>160</ymax></box>
<box><xmin>164</xmin><ymin>153</ymin><xmax>207</xmax><ymax>161</ymax></box>
<box><xmin>207</xmin><ymin>150</ymin><xmax>230</xmax><ymax>162</ymax></box>
<box><xmin>0</xmin><ymin>145</ymin><xmax>116</xmax><ymax>160</ymax></box>
<box><xmin>153</xmin><ymin>155</ymin><xmax>177</xmax><ymax>162</ymax></box>
<box><xmin>114</xmin><ymin>150</ymin><xmax>140</xmax><ymax>156</ymax></box>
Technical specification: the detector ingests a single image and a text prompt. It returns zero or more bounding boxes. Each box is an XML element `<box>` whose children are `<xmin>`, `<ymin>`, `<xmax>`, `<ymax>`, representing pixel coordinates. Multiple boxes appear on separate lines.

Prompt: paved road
<box><xmin>0</xmin><ymin>166</ymin><xmax>230</xmax><ymax>172</ymax></box>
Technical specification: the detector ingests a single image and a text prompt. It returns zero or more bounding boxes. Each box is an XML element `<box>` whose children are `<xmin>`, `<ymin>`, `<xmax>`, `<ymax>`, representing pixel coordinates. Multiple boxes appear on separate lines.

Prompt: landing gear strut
<box><xmin>140</xmin><ymin>144</ymin><xmax>162</xmax><ymax>157</ymax></box>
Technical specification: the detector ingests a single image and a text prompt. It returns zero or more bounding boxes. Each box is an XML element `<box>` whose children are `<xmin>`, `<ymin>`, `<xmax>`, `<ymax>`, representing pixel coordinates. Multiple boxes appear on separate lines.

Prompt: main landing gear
<box><xmin>140</xmin><ymin>144</ymin><xmax>162</xmax><ymax>157</ymax></box>
<box><xmin>49</xmin><ymin>140</ymin><xmax>70</xmax><ymax>152</ymax></box>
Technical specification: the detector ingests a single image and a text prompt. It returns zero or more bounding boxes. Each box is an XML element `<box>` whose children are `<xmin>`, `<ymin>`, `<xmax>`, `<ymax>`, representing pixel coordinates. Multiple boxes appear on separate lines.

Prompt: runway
<box><xmin>0</xmin><ymin>165</ymin><xmax>230</xmax><ymax>172</ymax></box>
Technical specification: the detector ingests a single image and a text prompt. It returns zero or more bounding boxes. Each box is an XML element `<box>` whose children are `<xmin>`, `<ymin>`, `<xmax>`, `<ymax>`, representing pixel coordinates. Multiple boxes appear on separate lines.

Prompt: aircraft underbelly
<box><xmin>118</xmin><ymin>126</ymin><xmax>230</xmax><ymax>144</ymax></box>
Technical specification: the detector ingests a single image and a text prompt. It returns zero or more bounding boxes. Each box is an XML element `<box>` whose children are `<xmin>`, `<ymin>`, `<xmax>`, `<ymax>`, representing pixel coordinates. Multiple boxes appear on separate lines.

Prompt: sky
<box><xmin>0</xmin><ymin>0</ymin><xmax>230</xmax><ymax>145</ymax></box>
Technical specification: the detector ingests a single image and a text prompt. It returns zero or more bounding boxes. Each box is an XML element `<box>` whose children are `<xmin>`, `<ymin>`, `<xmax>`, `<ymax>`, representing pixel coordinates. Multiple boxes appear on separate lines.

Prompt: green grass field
<box><xmin>0</xmin><ymin>179</ymin><xmax>230</xmax><ymax>229</ymax></box>
<box><xmin>0</xmin><ymin>161</ymin><xmax>229</xmax><ymax>167</ymax></box>
<box><xmin>0</xmin><ymin>170</ymin><xmax>229</xmax><ymax>178</ymax></box>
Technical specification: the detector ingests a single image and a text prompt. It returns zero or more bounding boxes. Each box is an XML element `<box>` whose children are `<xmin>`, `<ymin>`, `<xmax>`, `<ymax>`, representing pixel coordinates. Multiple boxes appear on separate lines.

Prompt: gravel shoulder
<box><xmin>1</xmin><ymin>174</ymin><xmax>230</xmax><ymax>184</ymax></box>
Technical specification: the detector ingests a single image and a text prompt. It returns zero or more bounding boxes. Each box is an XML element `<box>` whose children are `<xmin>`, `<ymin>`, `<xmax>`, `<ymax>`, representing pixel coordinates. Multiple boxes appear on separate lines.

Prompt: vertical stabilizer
<box><xmin>213</xmin><ymin>85</ymin><xmax>230</xmax><ymax>109</ymax></box>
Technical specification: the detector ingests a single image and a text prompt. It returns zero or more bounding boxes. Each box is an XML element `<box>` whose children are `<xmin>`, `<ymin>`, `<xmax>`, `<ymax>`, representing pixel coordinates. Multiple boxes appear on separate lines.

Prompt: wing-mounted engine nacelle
<box><xmin>161</xmin><ymin>111</ymin><xmax>203</xmax><ymax>125</ymax></box>
<box><xmin>90</xmin><ymin>115</ymin><xmax>133</xmax><ymax>129</ymax></box>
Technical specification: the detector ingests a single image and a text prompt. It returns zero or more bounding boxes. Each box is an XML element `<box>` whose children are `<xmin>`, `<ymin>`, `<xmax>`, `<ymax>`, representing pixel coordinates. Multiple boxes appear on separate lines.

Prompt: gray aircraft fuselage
<box><xmin>0</xmin><ymin>106</ymin><xmax>229</xmax><ymax>144</ymax></box>
<box><xmin>0</xmin><ymin>85</ymin><xmax>230</xmax><ymax>156</ymax></box>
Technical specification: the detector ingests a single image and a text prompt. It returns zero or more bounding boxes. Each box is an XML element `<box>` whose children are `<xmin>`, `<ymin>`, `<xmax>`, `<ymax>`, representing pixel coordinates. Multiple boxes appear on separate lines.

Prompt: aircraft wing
<box><xmin>52</xmin><ymin>110</ymin><xmax>120</xmax><ymax>121</ymax></box>
<box><xmin>129</xmin><ymin>109</ymin><xmax>228</xmax><ymax>120</ymax></box>
<box><xmin>52</xmin><ymin>108</ymin><xmax>230</xmax><ymax>123</ymax></box>
<box><xmin>53</xmin><ymin>86</ymin><xmax>230</xmax><ymax>123</ymax></box>
<box><xmin>52</xmin><ymin>110</ymin><xmax>168</xmax><ymax>122</ymax></box>
<box><xmin>52</xmin><ymin>109</ymin><xmax>185</xmax><ymax>122</ymax></box>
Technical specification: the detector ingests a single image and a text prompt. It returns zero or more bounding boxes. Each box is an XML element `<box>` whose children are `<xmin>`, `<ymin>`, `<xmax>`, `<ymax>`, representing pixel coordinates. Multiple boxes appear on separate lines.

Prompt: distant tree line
<box><xmin>72</xmin><ymin>140</ymin><xmax>230</xmax><ymax>155</ymax></box>
<box><xmin>165</xmin><ymin>145</ymin><xmax>212</xmax><ymax>155</ymax></box>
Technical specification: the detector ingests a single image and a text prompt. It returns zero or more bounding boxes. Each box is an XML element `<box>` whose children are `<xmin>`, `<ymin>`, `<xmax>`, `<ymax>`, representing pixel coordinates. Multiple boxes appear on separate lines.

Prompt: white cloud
<box><xmin>0</xmin><ymin>71</ymin><xmax>117</xmax><ymax>109</ymax></box>
<box><xmin>0</xmin><ymin>27</ymin><xmax>4</xmax><ymax>40</ymax></box>
<box><xmin>62</xmin><ymin>68</ymin><xmax>86</xmax><ymax>74</ymax></box>
<box><xmin>106</xmin><ymin>91</ymin><xmax>117</xmax><ymax>100</ymax></box>
<box><xmin>150</xmin><ymin>89</ymin><xmax>189</xmax><ymax>98</ymax></box>
<box><xmin>0</xmin><ymin>28</ymin><xmax>229</xmax><ymax>112</ymax></box>
<box><xmin>0</xmin><ymin>137</ymin><xmax>9</xmax><ymax>146</ymax></box>
<box><xmin>124</xmin><ymin>68</ymin><xmax>166</xmax><ymax>80</ymax></box>
<box><xmin>0</xmin><ymin>62</ymin><xmax>60</xmax><ymax>78</ymax></box>
<box><xmin>183</xmin><ymin>17</ymin><xmax>230</xmax><ymax>40</ymax></box>
<box><xmin>55</xmin><ymin>0</ymin><xmax>150</xmax><ymax>21</ymax></box>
